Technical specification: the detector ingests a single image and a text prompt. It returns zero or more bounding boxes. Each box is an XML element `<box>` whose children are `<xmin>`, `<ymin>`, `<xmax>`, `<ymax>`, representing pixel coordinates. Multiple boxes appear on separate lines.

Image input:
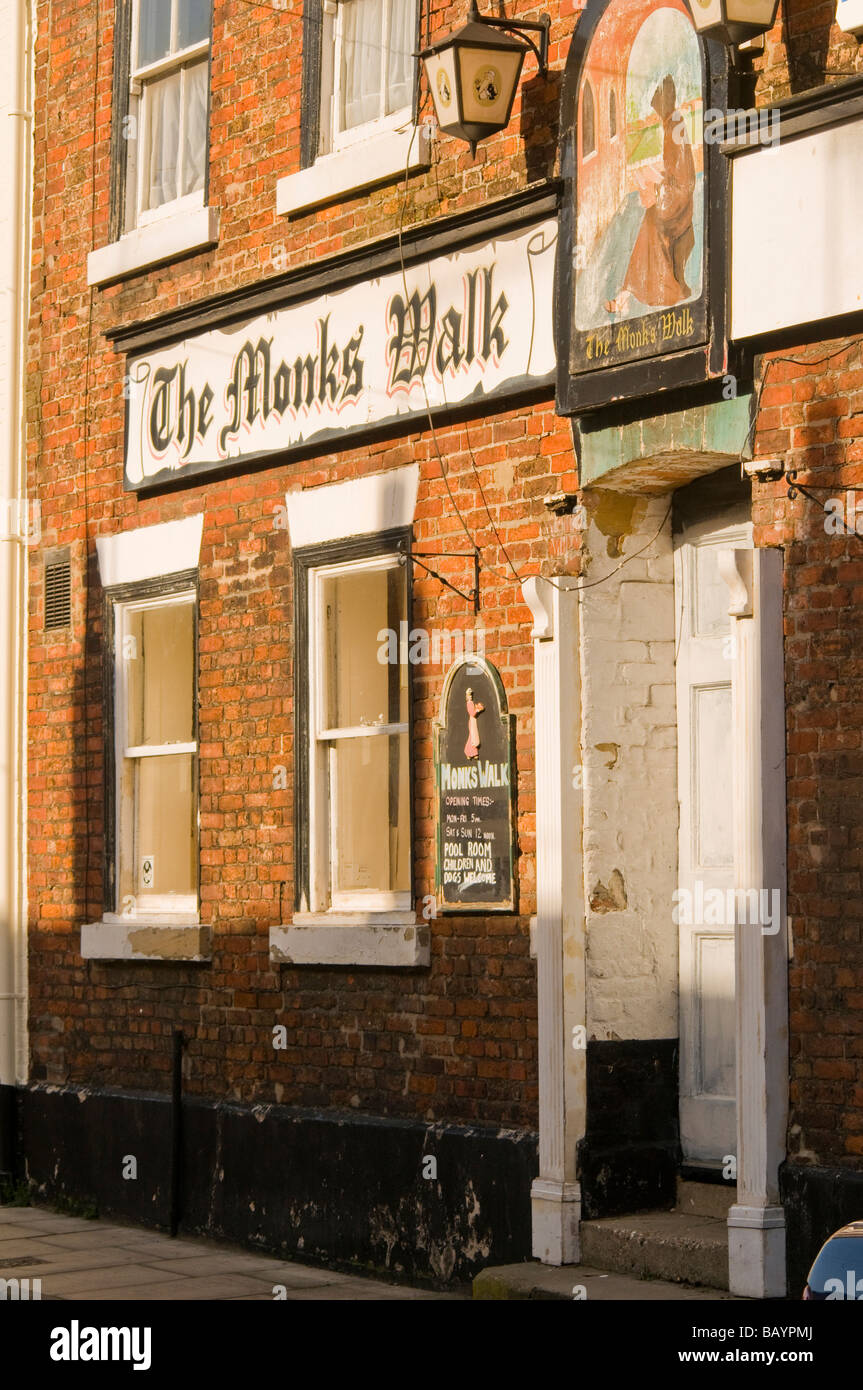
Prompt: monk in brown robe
<box><xmin>607</xmin><ymin>74</ymin><xmax>696</xmax><ymax>315</ymax></box>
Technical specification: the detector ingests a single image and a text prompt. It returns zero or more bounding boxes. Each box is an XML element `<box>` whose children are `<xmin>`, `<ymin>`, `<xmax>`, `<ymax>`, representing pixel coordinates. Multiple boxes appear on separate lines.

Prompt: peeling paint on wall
<box><xmin>595</xmin><ymin>742</ymin><xmax>619</xmax><ymax>770</ymax></box>
<box><xmin>589</xmin><ymin>870</ymin><xmax>628</xmax><ymax>914</ymax></box>
<box><xmin>589</xmin><ymin>493</ymin><xmax>644</xmax><ymax>558</ymax></box>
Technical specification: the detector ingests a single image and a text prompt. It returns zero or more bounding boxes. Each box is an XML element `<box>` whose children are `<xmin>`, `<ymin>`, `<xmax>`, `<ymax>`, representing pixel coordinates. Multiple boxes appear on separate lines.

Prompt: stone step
<box><xmin>580</xmin><ymin>1209</ymin><xmax>729</xmax><ymax>1291</ymax></box>
<box><xmin>676</xmin><ymin>1178</ymin><xmax>737</xmax><ymax>1220</ymax></box>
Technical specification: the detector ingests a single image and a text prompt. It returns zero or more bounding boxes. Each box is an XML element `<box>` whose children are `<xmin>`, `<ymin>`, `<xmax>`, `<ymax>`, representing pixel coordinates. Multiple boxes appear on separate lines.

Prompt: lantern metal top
<box><xmin>682</xmin><ymin>0</ymin><xmax>781</xmax><ymax>49</ymax></box>
<box><xmin>421</xmin><ymin>1</ymin><xmax>549</xmax><ymax>74</ymax></box>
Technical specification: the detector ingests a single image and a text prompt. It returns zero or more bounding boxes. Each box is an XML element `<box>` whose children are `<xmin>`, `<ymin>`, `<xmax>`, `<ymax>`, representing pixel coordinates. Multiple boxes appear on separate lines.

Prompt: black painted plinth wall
<box><xmin>578</xmin><ymin>1038</ymin><xmax>681</xmax><ymax>1220</ymax></box>
<box><xmin>0</xmin><ymin>1084</ymin><xmax>16</xmax><ymax>1180</ymax></box>
<box><xmin>781</xmin><ymin>1162</ymin><xmax>863</xmax><ymax>1298</ymax></box>
<box><xmin>10</xmin><ymin>1084</ymin><xmax>537</xmax><ymax>1285</ymax></box>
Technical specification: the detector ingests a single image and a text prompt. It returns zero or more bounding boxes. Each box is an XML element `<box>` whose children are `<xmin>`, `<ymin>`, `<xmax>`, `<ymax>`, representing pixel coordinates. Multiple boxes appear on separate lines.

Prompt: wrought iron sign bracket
<box><xmin>787</xmin><ymin>469</ymin><xmax>863</xmax><ymax>543</ymax></box>
<box><xmin>400</xmin><ymin>540</ymin><xmax>481</xmax><ymax>614</ymax></box>
<box><xmin>471</xmin><ymin>6</ymin><xmax>551</xmax><ymax>77</ymax></box>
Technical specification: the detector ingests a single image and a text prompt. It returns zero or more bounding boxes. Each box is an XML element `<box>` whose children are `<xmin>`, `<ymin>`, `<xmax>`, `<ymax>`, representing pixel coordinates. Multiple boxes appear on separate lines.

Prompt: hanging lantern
<box><xmin>683</xmin><ymin>0</ymin><xmax>781</xmax><ymax>46</ymax></box>
<box><xmin>420</xmin><ymin>2</ymin><xmax>549</xmax><ymax>156</ymax></box>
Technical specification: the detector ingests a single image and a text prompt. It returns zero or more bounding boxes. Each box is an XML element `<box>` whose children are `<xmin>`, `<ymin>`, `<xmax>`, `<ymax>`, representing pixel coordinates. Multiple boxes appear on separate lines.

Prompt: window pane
<box><xmin>142</xmin><ymin>71</ymin><xmax>181</xmax><ymax>209</ymax></box>
<box><xmin>181</xmin><ymin>60</ymin><xmax>208</xmax><ymax>195</ymax></box>
<box><xmin>331</xmin><ymin>733</ymin><xmax>410</xmax><ymax>894</ymax></box>
<box><xmin>136</xmin><ymin>0</ymin><xmax>172</xmax><ymax>67</ymax></box>
<box><xmin>322</xmin><ymin>566</ymin><xmax>407</xmax><ymax>730</ymax></box>
<box><xmin>177</xmin><ymin>0</ymin><xmax>211</xmax><ymax>48</ymax></box>
<box><xmin>340</xmin><ymin>0</ymin><xmax>383</xmax><ymax>130</ymax></box>
<box><xmin>125</xmin><ymin>603</ymin><xmax>194</xmax><ymax>747</ymax></box>
<box><xmin>386</xmin><ymin>0</ymin><xmax>413</xmax><ymax>114</ymax></box>
<box><xmin>120</xmin><ymin>756</ymin><xmax>195</xmax><ymax>895</ymax></box>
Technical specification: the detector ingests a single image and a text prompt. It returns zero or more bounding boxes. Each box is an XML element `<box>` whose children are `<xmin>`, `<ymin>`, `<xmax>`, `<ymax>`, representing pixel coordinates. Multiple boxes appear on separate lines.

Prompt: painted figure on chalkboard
<box><xmin>464</xmin><ymin>687</ymin><xmax>485</xmax><ymax>759</ymax></box>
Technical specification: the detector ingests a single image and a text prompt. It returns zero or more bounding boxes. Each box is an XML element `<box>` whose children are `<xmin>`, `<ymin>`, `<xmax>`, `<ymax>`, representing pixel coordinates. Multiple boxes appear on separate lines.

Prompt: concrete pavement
<box><xmin>1</xmin><ymin>1202</ymin><xmax>749</xmax><ymax>1300</ymax></box>
<box><xmin>0</xmin><ymin>1202</ymin><xmax>466</xmax><ymax>1300</ymax></box>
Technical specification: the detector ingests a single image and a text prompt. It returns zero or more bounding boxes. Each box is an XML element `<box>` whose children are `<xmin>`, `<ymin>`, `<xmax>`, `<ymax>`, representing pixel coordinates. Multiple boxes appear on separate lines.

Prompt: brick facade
<box><xmin>18</xmin><ymin>0</ymin><xmax>863</xmax><ymax>1292</ymax></box>
<box><xmin>751</xmin><ymin>337</ymin><xmax>863</xmax><ymax>1170</ymax></box>
<box><xmin>26</xmin><ymin>2</ymin><xmax>580</xmax><ymax>1140</ymax></box>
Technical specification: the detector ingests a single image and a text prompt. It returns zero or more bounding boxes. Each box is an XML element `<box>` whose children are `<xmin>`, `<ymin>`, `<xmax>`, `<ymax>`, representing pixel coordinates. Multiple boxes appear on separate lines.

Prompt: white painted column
<box><xmin>522</xmin><ymin>576</ymin><xmax>585</xmax><ymax>1264</ymax></box>
<box><xmin>719</xmin><ymin>548</ymin><xmax>788</xmax><ymax>1299</ymax></box>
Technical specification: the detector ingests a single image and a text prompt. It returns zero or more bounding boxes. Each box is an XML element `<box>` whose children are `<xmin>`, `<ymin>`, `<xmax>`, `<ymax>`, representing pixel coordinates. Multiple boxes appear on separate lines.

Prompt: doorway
<box><xmin>673</xmin><ymin>477</ymin><xmax>752</xmax><ymax>1167</ymax></box>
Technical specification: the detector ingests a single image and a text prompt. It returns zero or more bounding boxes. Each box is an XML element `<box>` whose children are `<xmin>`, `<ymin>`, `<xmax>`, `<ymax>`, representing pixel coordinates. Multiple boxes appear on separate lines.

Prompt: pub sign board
<box><xmin>122</xmin><ymin>218</ymin><xmax>558</xmax><ymax>491</ymax></box>
<box><xmin>556</xmin><ymin>0</ymin><xmax>732</xmax><ymax>414</ymax></box>
<box><xmin>434</xmin><ymin>655</ymin><xmax>516</xmax><ymax>914</ymax></box>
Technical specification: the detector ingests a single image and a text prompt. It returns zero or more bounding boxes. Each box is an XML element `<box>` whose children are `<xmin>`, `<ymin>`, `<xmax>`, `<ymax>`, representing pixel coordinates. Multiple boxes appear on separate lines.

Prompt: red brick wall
<box><xmin>29</xmin><ymin>408</ymin><xmax>578</xmax><ymax>1123</ymax></box>
<box><xmin>31</xmin><ymin>0</ymin><xmax>863</xmax><ymax>1155</ymax></box>
<box><xmin>752</xmin><ymin>335</ymin><xmax>863</xmax><ymax>1168</ymax></box>
<box><xmin>757</xmin><ymin>0</ymin><xmax>862</xmax><ymax>103</ymax></box>
<box><xmin>27</xmin><ymin>0</ymin><xmax>581</xmax><ymax>1125</ymax></box>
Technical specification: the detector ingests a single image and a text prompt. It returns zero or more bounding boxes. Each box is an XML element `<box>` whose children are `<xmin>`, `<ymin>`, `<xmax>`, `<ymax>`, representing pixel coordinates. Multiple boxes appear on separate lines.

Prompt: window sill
<box><xmin>87</xmin><ymin>205</ymin><xmax>220</xmax><ymax>287</ymax></box>
<box><xmin>81</xmin><ymin>914</ymin><xmax>211</xmax><ymax>962</ymax></box>
<box><xmin>275</xmin><ymin>124</ymin><xmax>431</xmax><ymax>218</ymax></box>
<box><xmin>270</xmin><ymin>913</ymin><xmax>430</xmax><ymax>967</ymax></box>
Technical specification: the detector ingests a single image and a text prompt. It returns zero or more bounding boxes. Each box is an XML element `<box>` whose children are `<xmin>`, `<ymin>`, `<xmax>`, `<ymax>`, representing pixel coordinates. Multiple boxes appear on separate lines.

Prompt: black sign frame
<box><xmin>556</xmin><ymin>0</ymin><xmax>733</xmax><ymax>415</ymax></box>
<box><xmin>434</xmin><ymin>655</ymin><xmax>516</xmax><ymax>915</ymax></box>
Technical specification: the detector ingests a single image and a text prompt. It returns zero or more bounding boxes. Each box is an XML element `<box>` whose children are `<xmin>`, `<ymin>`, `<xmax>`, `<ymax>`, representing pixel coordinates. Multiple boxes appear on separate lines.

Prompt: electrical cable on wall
<box><xmin>395</xmin><ymin>61</ymin><xmax>675</xmax><ymax>603</ymax></box>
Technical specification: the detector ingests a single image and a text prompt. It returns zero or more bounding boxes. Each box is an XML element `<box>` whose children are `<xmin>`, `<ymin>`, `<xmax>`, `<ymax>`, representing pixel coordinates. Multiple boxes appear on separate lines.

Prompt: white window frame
<box><xmin>318</xmin><ymin>0</ymin><xmax>417</xmax><ymax>157</ymax></box>
<box><xmin>126</xmin><ymin>0</ymin><xmax>210</xmax><ymax>230</ymax></box>
<box><xmin>307</xmin><ymin>553</ymin><xmax>411</xmax><ymax>915</ymax></box>
<box><xmin>113</xmin><ymin>587</ymin><xmax>198</xmax><ymax>918</ymax></box>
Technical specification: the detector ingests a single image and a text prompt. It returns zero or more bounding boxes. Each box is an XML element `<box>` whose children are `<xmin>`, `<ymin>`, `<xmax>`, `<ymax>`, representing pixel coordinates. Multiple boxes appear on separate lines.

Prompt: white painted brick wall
<box><xmin>579</xmin><ymin>495</ymin><xmax>679</xmax><ymax>1040</ymax></box>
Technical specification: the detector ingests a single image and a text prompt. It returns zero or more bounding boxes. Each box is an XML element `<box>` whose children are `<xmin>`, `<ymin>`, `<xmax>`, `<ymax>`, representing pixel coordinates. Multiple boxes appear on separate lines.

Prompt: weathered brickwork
<box><xmin>27</xmin><ymin>0</ymin><xmax>582</xmax><ymax>1129</ymax></box>
<box><xmin>26</xmin><ymin>0</ymin><xmax>863</xmax><ymax>1245</ymax></box>
<box><xmin>758</xmin><ymin>0</ymin><xmax>863</xmax><ymax>103</ymax></box>
<box><xmin>752</xmin><ymin>336</ymin><xmax>863</xmax><ymax>1168</ymax></box>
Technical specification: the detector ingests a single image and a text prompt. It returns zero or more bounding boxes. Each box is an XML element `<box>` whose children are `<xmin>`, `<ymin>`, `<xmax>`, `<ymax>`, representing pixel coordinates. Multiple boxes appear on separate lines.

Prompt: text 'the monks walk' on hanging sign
<box><xmin>434</xmin><ymin>655</ymin><xmax>516</xmax><ymax>914</ymax></box>
<box><xmin>556</xmin><ymin>0</ymin><xmax>732</xmax><ymax>414</ymax></box>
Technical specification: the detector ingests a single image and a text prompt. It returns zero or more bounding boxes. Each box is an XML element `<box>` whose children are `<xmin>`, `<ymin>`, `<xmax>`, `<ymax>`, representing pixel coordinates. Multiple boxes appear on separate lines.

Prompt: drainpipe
<box><xmin>0</xmin><ymin>0</ymin><xmax>32</xmax><ymax>1178</ymax></box>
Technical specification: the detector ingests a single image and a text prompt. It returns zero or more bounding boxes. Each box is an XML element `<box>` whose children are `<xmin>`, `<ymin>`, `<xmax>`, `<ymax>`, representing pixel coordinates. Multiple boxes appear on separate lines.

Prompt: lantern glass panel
<box><xmin>689</xmin><ymin>0</ymin><xmax>724</xmax><ymax>28</ymax></box>
<box><xmin>727</xmin><ymin>0</ymin><xmax>778</xmax><ymax>26</ymax></box>
<box><xmin>456</xmin><ymin>43</ymin><xmax>524</xmax><ymax>129</ymax></box>
<box><xmin>424</xmin><ymin>47</ymin><xmax>460</xmax><ymax>129</ymax></box>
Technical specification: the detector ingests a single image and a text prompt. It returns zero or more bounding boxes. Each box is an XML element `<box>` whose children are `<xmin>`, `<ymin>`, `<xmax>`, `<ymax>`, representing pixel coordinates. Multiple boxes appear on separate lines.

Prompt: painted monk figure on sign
<box><xmin>606</xmin><ymin>74</ymin><xmax>696</xmax><ymax>316</ymax></box>
<box><xmin>464</xmin><ymin>688</ymin><xmax>485</xmax><ymax>760</ymax></box>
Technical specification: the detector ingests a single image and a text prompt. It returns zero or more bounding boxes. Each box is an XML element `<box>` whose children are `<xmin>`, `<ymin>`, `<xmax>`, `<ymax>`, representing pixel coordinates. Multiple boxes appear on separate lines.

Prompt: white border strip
<box><xmin>96</xmin><ymin>514</ymin><xmax>204</xmax><ymax>587</ymax></box>
<box><xmin>276</xmin><ymin>127</ymin><xmax>430</xmax><ymax>218</ymax></box>
<box><xmin>285</xmin><ymin>465</ymin><xmax>419</xmax><ymax>549</ymax></box>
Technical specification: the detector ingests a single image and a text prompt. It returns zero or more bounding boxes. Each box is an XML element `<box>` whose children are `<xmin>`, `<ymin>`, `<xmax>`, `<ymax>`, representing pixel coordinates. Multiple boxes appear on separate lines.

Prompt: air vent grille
<box><xmin>44</xmin><ymin>556</ymin><xmax>71</xmax><ymax>630</ymax></box>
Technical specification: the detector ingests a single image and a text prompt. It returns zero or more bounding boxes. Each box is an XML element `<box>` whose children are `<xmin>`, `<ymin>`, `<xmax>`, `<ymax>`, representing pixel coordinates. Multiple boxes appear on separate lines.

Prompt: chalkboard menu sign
<box><xmin>434</xmin><ymin>655</ymin><xmax>516</xmax><ymax>913</ymax></box>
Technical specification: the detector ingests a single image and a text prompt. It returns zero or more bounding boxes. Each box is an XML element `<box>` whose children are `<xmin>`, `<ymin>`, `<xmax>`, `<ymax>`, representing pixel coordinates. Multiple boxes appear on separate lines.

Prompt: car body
<box><xmin>803</xmin><ymin>1222</ymin><xmax>863</xmax><ymax>1299</ymax></box>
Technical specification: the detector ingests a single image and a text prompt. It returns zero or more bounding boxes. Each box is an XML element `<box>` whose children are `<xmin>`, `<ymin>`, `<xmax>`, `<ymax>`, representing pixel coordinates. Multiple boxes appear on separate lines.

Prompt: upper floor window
<box><xmin>125</xmin><ymin>0</ymin><xmax>211</xmax><ymax>229</ymax></box>
<box><xmin>318</xmin><ymin>0</ymin><xmax>416</xmax><ymax>154</ymax></box>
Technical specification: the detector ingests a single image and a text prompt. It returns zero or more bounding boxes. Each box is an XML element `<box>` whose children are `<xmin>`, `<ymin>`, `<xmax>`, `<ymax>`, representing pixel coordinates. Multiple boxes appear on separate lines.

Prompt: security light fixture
<box><xmin>683</xmin><ymin>0</ymin><xmax>781</xmax><ymax>47</ymax></box>
<box><xmin>420</xmin><ymin>1</ymin><xmax>550</xmax><ymax>156</ymax></box>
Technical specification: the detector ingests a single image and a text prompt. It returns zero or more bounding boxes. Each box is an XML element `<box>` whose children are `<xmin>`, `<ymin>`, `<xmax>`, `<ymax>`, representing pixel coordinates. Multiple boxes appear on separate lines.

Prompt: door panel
<box><xmin>675</xmin><ymin>518</ymin><xmax>751</xmax><ymax>1165</ymax></box>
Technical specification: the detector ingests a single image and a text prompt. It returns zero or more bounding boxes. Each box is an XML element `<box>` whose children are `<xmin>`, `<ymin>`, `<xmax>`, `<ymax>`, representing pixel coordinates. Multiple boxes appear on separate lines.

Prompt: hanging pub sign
<box><xmin>434</xmin><ymin>655</ymin><xmax>516</xmax><ymax>914</ymax></box>
<box><xmin>118</xmin><ymin>211</ymin><xmax>558</xmax><ymax>491</ymax></box>
<box><xmin>556</xmin><ymin>0</ymin><xmax>732</xmax><ymax>413</ymax></box>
